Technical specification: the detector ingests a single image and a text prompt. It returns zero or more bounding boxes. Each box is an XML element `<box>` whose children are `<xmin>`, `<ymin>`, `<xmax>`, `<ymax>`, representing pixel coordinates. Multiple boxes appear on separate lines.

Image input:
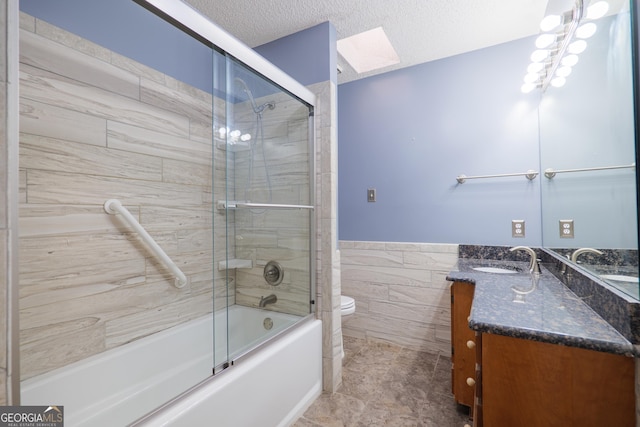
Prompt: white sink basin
<box><xmin>472</xmin><ymin>267</ymin><xmax>518</xmax><ymax>274</ymax></box>
<box><xmin>600</xmin><ymin>274</ymin><xmax>639</xmax><ymax>283</ymax></box>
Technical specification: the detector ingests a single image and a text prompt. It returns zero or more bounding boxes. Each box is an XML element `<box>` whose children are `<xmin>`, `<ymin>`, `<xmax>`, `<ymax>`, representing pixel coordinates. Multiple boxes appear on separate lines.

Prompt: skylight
<box><xmin>337</xmin><ymin>27</ymin><xmax>400</xmax><ymax>74</ymax></box>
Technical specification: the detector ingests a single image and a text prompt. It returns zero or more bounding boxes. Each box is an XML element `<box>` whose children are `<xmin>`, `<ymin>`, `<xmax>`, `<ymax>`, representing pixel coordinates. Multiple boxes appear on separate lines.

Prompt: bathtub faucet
<box><xmin>259</xmin><ymin>294</ymin><xmax>277</xmax><ymax>308</ymax></box>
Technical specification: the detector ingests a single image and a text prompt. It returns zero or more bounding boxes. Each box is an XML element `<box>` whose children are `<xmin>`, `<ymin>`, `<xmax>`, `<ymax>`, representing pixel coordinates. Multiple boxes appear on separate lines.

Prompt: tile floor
<box><xmin>292</xmin><ymin>336</ymin><xmax>473</xmax><ymax>427</ymax></box>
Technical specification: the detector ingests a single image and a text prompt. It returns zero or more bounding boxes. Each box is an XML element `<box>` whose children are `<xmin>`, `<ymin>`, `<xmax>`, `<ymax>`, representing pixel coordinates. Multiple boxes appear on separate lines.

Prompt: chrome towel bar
<box><xmin>544</xmin><ymin>163</ymin><xmax>635</xmax><ymax>179</ymax></box>
<box><xmin>456</xmin><ymin>169</ymin><xmax>538</xmax><ymax>184</ymax></box>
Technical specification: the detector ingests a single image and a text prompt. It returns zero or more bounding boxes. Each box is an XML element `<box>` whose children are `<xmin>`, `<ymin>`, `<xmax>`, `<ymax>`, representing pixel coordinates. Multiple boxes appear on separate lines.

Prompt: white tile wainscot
<box><xmin>339</xmin><ymin>241</ymin><xmax>458</xmax><ymax>354</ymax></box>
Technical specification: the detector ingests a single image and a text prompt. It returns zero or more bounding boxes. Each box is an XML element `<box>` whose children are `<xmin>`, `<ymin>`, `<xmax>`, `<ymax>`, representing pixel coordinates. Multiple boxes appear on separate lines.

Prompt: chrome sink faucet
<box><xmin>510</xmin><ymin>246</ymin><xmax>541</xmax><ymax>274</ymax></box>
<box><xmin>570</xmin><ymin>248</ymin><xmax>603</xmax><ymax>263</ymax></box>
<box><xmin>259</xmin><ymin>294</ymin><xmax>277</xmax><ymax>308</ymax></box>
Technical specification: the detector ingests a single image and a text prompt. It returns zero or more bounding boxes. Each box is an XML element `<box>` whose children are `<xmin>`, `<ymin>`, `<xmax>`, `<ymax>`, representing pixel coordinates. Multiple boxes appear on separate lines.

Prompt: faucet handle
<box><xmin>532</xmin><ymin>258</ymin><xmax>541</xmax><ymax>275</ymax></box>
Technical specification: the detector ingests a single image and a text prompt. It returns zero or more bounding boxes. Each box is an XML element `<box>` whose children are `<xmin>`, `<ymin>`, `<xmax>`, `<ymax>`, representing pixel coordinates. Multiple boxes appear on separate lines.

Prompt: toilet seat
<box><xmin>341</xmin><ymin>296</ymin><xmax>355</xmax><ymax>315</ymax></box>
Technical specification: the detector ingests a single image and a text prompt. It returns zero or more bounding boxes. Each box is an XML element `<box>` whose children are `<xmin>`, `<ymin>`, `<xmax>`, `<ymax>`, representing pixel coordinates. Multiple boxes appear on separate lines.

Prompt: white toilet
<box><xmin>341</xmin><ymin>295</ymin><xmax>355</xmax><ymax>316</ymax></box>
<box><xmin>340</xmin><ymin>296</ymin><xmax>356</xmax><ymax>359</ymax></box>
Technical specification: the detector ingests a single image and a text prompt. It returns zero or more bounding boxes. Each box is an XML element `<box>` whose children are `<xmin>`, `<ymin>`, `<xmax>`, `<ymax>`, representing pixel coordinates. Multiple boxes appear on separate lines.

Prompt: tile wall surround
<box><xmin>311</xmin><ymin>80</ymin><xmax>342</xmax><ymax>392</ymax></box>
<box><xmin>1</xmin><ymin>0</ymin><xmax>19</xmax><ymax>405</ymax></box>
<box><xmin>340</xmin><ymin>241</ymin><xmax>459</xmax><ymax>354</ymax></box>
<box><xmin>0</xmin><ymin>1</ymin><xmax>9</xmax><ymax>405</ymax></box>
<box><xmin>230</xmin><ymin>90</ymin><xmax>313</xmax><ymax>317</ymax></box>
<box><xmin>18</xmin><ymin>13</ymin><xmax>222</xmax><ymax>380</ymax></box>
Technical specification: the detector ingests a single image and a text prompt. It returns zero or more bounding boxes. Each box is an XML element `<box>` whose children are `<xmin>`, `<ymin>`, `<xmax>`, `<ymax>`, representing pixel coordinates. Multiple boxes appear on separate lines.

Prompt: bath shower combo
<box><xmin>18</xmin><ymin>0</ymin><xmax>321</xmax><ymax>426</ymax></box>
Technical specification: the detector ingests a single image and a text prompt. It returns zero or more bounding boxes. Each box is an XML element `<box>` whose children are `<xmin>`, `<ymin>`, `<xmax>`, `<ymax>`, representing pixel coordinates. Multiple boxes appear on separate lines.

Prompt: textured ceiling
<box><xmin>184</xmin><ymin>0</ymin><xmax>550</xmax><ymax>83</ymax></box>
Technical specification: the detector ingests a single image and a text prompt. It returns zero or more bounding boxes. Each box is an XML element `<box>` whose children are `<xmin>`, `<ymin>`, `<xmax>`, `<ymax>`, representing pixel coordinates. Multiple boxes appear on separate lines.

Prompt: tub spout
<box><xmin>259</xmin><ymin>294</ymin><xmax>277</xmax><ymax>308</ymax></box>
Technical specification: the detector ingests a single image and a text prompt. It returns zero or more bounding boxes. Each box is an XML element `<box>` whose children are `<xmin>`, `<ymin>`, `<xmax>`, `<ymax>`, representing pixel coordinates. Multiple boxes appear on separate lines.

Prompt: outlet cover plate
<box><xmin>560</xmin><ymin>219</ymin><xmax>574</xmax><ymax>238</ymax></box>
<box><xmin>512</xmin><ymin>220</ymin><xmax>525</xmax><ymax>238</ymax></box>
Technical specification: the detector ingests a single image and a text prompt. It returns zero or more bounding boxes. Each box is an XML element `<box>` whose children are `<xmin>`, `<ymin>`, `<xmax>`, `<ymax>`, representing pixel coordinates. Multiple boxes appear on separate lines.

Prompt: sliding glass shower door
<box><xmin>212</xmin><ymin>54</ymin><xmax>315</xmax><ymax>372</ymax></box>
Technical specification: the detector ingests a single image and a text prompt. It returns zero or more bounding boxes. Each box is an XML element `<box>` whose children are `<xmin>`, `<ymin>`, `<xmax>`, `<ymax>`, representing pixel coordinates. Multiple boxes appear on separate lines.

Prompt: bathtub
<box><xmin>21</xmin><ymin>305</ymin><xmax>322</xmax><ymax>427</ymax></box>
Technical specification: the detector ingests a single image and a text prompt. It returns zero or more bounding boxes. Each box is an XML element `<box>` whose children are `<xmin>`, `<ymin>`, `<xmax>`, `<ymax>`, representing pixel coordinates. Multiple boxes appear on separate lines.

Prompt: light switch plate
<box><xmin>512</xmin><ymin>220</ymin><xmax>525</xmax><ymax>238</ymax></box>
<box><xmin>560</xmin><ymin>219</ymin><xmax>574</xmax><ymax>238</ymax></box>
<box><xmin>367</xmin><ymin>188</ymin><xmax>376</xmax><ymax>202</ymax></box>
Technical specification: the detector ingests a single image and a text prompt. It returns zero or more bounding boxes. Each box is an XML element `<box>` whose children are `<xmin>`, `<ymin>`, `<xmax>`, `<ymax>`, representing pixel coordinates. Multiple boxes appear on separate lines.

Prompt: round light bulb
<box><xmin>586</xmin><ymin>1</ymin><xmax>609</xmax><ymax>20</ymax></box>
<box><xmin>535</xmin><ymin>34</ymin><xmax>556</xmax><ymax>49</ymax></box>
<box><xmin>524</xmin><ymin>73</ymin><xmax>540</xmax><ymax>84</ymax></box>
<box><xmin>240</xmin><ymin>133</ymin><xmax>251</xmax><ymax>142</ymax></box>
<box><xmin>568</xmin><ymin>40</ymin><xmax>587</xmax><ymax>54</ymax></box>
<box><xmin>556</xmin><ymin>66</ymin><xmax>572</xmax><ymax>77</ymax></box>
<box><xmin>551</xmin><ymin>76</ymin><xmax>566</xmax><ymax>87</ymax></box>
<box><xmin>540</xmin><ymin>14</ymin><xmax>562</xmax><ymax>32</ymax></box>
<box><xmin>576</xmin><ymin>23</ymin><xmax>597</xmax><ymax>39</ymax></box>
<box><xmin>561</xmin><ymin>54</ymin><xmax>579</xmax><ymax>67</ymax></box>
<box><xmin>229</xmin><ymin>129</ymin><xmax>241</xmax><ymax>138</ymax></box>
<box><xmin>218</xmin><ymin>127</ymin><xmax>227</xmax><ymax>137</ymax></box>
<box><xmin>521</xmin><ymin>83</ymin><xmax>537</xmax><ymax>93</ymax></box>
<box><xmin>531</xmin><ymin>49</ymin><xmax>549</xmax><ymax>63</ymax></box>
<box><xmin>527</xmin><ymin>62</ymin><xmax>544</xmax><ymax>73</ymax></box>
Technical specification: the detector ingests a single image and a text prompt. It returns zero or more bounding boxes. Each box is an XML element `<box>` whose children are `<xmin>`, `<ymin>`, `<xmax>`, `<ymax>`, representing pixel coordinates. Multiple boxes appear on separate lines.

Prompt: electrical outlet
<box><xmin>367</xmin><ymin>188</ymin><xmax>376</xmax><ymax>202</ymax></box>
<box><xmin>560</xmin><ymin>219</ymin><xmax>574</xmax><ymax>238</ymax></box>
<box><xmin>512</xmin><ymin>220</ymin><xmax>525</xmax><ymax>238</ymax></box>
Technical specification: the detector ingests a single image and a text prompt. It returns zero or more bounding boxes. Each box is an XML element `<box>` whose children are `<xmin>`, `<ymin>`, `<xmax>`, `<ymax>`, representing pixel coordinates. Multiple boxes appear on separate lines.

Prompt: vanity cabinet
<box><xmin>451</xmin><ymin>279</ymin><xmax>635</xmax><ymax>426</ymax></box>
<box><xmin>481</xmin><ymin>333</ymin><xmax>635</xmax><ymax>427</ymax></box>
<box><xmin>450</xmin><ymin>281</ymin><xmax>476</xmax><ymax>411</ymax></box>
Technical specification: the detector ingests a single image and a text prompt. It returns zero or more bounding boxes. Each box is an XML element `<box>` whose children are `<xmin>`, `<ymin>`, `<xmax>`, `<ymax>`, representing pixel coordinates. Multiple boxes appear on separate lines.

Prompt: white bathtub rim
<box><xmin>22</xmin><ymin>306</ymin><xmax>308</xmax><ymax>427</ymax></box>
<box><xmin>131</xmin><ymin>315</ymin><xmax>321</xmax><ymax>427</ymax></box>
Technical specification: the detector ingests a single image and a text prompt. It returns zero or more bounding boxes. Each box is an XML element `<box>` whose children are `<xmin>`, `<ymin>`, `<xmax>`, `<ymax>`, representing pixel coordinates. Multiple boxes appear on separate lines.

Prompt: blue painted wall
<box><xmin>255</xmin><ymin>22</ymin><xmax>337</xmax><ymax>86</ymax></box>
<box><xmin>337</xmin><ymin>37</ymin><xmax>542</xmax><ymax>245</ymax></box>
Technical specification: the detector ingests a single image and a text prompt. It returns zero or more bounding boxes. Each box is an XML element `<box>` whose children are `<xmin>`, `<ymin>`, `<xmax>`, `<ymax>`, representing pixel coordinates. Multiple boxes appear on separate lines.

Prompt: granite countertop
<box><xmin>447</xmin><ymin>259</ymin><xmax>636</xmax><ymax>357</ymax></box>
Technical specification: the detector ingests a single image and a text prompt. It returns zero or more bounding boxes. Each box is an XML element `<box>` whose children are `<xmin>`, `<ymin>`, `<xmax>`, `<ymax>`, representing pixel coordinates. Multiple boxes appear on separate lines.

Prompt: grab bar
<box><xmin>217</xmin><ymin>200</ymin><xmax>314</xmax><ymax>210</ymax></box>
<box><xmin>104</xmin><ymin>199</ymin><xmax>188</xmax><ymax>288</ymax></box>
<box><xmin>456</xmin><ymin>169</ymin><xmax>538</xmax><ymax>184</ymax></box>
<box><xmin>544</xmin><ymin>163</ymin><xmax>636</xmax><ymax>179</ymax></box>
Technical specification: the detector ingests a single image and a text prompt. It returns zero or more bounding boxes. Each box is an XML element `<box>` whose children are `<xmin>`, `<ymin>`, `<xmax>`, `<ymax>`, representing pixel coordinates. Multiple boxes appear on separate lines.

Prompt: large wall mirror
<box><xmin>538</xmin><ymin>0</ymin><xmax>639</xmax><ymax>298</ymax></box>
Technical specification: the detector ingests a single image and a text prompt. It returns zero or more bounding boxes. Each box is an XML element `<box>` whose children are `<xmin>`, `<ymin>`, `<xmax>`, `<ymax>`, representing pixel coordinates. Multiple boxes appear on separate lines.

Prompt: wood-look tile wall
<box><xmin>340</xmin><ymin>241</ymin><xmax>459</xmax><ymax>354</ymax></box>
<box><xmin>18</xmin><ymin>14</ymin><xmax>226</xmax><ymax>380</ymax></box>
<box><xmin>1</xmin><ymin>0</ymin><xmax>10</xmax><ymax>405</ymax></box>
<box><xmin>231</xmin><ymin>94</ymin><xmax>312</xmax><ymax>317</ymax></box>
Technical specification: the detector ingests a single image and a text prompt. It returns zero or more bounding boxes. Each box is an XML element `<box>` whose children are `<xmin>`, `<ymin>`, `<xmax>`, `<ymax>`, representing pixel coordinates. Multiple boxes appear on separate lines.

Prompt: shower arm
<box><xmin>104</xmin><ymin>199</ymin><xmax>188</xmax><ymax>288</ymax></box>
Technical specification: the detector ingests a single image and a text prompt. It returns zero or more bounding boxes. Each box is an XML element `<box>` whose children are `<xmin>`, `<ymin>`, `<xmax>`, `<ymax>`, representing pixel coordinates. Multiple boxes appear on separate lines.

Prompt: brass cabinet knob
<box><xmin>466</xmin><ymin>340</ymin><xmax>475</xmax><ymax>349</ymax></box>
<box><xmin>466</xmin><ymin>377</ymin><xmax>476</xmax><ymax>387</ymax></box>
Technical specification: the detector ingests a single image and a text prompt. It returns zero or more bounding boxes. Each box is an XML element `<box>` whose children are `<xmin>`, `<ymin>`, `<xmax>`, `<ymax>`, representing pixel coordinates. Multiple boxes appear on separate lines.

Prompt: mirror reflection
<box><xmin>537</xmin><ymin>0</ymin><xmax>638</xmax><ymax>298</ymax></box>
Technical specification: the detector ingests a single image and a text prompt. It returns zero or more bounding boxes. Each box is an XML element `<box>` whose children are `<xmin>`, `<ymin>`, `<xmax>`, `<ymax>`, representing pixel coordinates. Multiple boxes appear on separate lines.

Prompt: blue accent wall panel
<box><xmin>254</xmin><ymin>22</ymin><xmax>337</xmax><ymax>86</ymax></box>
<box><xmin>338</xmin><ymin>37</ymin><xmax>542</xmax><ymax>245</ymax></box>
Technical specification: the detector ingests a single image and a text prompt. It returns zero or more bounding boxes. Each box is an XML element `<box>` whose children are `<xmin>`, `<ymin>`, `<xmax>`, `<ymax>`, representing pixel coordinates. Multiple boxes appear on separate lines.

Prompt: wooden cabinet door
<box><xmin>482</xmin><ymin>333</ymin><xmax>635</xmax><ymax>427</ymax></box>
<box><xmin>451</xmin><ymin>281</ymin><xmax>476</xmax><ymax>409</ymax></box>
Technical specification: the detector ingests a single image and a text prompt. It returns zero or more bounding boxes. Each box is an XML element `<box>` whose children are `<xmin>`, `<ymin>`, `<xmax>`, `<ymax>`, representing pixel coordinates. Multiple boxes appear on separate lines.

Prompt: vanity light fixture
<box><xmin>520</xmin><ymin>0</ymin><xmax>607</xmax><ymax>93</ymax></box>
<box><xmin>576</xmin><ymin>22</ymin><xmax>598</xmax><ymax>38</ymax></box>
<box><xmin>586</xmin><ymin>0</ymin><xmax>609</xmax><ymax>19</ymax></box>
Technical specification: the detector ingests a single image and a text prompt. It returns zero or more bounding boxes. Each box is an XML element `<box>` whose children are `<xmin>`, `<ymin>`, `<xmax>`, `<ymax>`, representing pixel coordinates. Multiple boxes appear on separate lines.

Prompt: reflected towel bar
<box><xmin>216</xmin><ymin>200</ymin><xmax>314</xmax><ymax>210</ymax></box>
<box><xmin>544</xmin><ymin>163</ymin><xmax>636</xmax><ymax>179</ymax></box>
<box><xmin>456</xmin><ymin>170</ymin><xmax>538</xmax><ymax>184</ymax></box>
<box><xmin>104</xmin><ymin>199</ymin><xmax>188</xmax><ymax>288</ymax></box>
